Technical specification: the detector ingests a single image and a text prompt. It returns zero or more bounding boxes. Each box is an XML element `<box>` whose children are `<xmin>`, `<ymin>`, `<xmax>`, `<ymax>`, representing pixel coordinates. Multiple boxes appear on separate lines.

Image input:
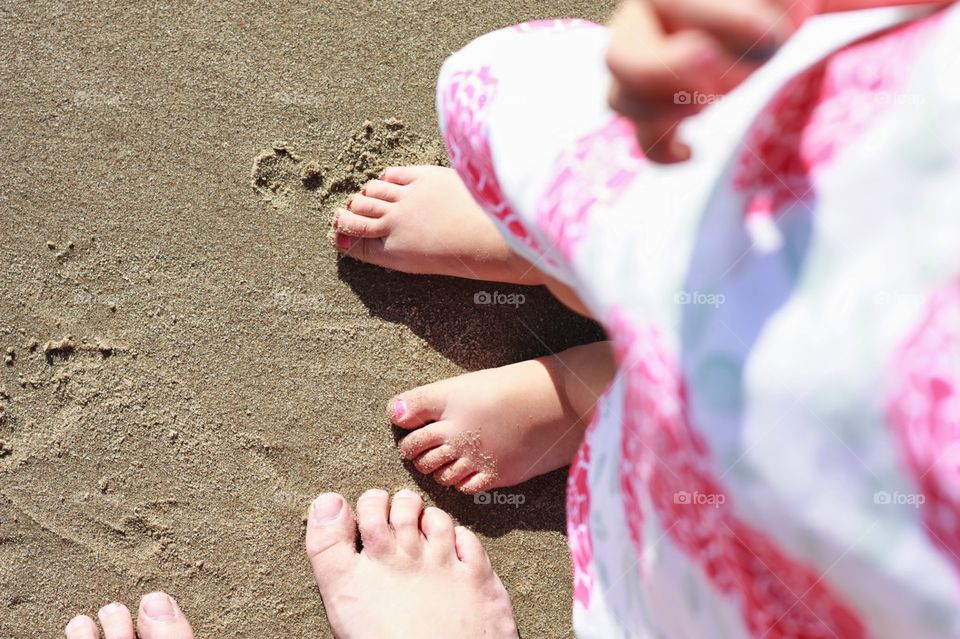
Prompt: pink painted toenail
<box><xmin>336</xmin><ymin>234</ymin><xmax>351</xmax><ymax>250</ymax></box>
<box><xmin>391</xmin><ymin>398</ymin><xmax>406</xmax><ymax>419</ymax></box>
<box><xmin>141</xmin><ymin>593</ymin><xmax>176</xmax><ymax>622</ymax></box>
<box><xmin>309</xmin><ymin>493</ymin><xmax>344</xmax><ymax>526</ymax></box>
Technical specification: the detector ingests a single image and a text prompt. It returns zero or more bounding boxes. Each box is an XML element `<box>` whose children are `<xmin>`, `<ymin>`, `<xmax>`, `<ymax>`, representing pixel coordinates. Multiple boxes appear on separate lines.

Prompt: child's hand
<box><xmin>606</xmin><ymin>0</ymin><xmax>819</xmax><ymax>163</ymax></box>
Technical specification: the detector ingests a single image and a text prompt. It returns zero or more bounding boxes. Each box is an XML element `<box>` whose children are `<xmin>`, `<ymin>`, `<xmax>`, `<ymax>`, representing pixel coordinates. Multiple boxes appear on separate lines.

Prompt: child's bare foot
<box><xmin>65</xmin><ymin>592</ymin><xmax>194</xmax><ymax>639</ymax></box>
<box><xmin>306</xmin><ymin>490</ymin><xmax>518</xmax><ymax>639</ymax></box>
<box><xmin>332</xmin><ymin>165</ymin><xmax>543</xmax><ymax>285</ymax></box>
<box><xmin>389</xmin><ymin>341</ymin><xmax>615</xmax><ymax>493</ymax></box>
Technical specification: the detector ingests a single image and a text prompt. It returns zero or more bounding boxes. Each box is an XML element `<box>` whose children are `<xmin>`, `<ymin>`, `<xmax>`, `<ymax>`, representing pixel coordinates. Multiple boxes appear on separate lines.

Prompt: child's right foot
<box><xmin>390</xmin><ymin>341</ymin><xmax>615</xmax><ymax>493</ymax></box>
<box><xmin>332</xmin><ymin>166</ymin><xmax>543</xmax><ymax>285</ymax></box>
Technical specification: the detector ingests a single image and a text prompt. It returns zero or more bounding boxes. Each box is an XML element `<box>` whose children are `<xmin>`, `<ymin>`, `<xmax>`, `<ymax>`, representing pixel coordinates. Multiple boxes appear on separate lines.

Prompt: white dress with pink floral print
<box><xmin>438</xmin><ymin>6</ymin><xmax>960</xmax><ymax>638</ymax></box>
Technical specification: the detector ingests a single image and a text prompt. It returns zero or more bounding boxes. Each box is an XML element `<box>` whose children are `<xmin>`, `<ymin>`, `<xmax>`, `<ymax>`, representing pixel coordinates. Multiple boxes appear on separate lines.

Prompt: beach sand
<box><xmin>0</xmin><ymin>1</ymin><xmax>614</xmax><ymax>636</ymax></box>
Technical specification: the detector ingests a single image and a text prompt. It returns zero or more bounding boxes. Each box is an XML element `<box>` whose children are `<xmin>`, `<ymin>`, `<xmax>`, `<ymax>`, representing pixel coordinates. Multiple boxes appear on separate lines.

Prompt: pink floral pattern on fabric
<box><xmin>887</xmin><ymin>280</ymin><xmax>960</xmax><ymax>574</ymax></box>
<box><xmin>537</xmin><ymin>116</ymin><xmax>646</xmax><ymax>261</ymax></box>
<box><xmin>512</xmin><ymin>19</ymin><xmax>601</xmax><ymax>34</ymax></box>
<box><xmin>734</xmin><ymin>12</ymin><xmax>944</xmax><ymax>220</ymax></box>
<box><xmin>608</xmin><ymin>308</ymin><xmax>867</xmax><ymax>638</ymax></box>
<box><xmin>567</xmin><ymin>423</ymin><xmax>595</xmax><ymax>609</ymax></box>
<box><xmin>440</xmin><ymin>66</ymin><xmax>553</xmax><ymax>263</ymax></box>
<box><xmin>611</xmin><ymin>333</ymin><xmax>647</xmax><ymax>556</ymax></box>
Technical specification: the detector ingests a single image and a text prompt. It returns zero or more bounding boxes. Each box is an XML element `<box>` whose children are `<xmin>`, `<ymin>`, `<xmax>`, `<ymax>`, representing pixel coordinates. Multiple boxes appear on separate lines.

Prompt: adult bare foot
<box><xmin>389</xmin><ymin>341</ymin><xmax>615</xmax><ymax>493</ymax></box>
<box><xmin>65</xmin><ymin>592</ymin><xmax>194</xmax><ymax>639</ymax></box>
<box><xmin>306</xmin><ymin>490</ymin><xmax>518</xmax><ymax>639</ymax></box>
<box><xmin>332</xmin><ymin>165</ymin><xmax>543</xmax><ymax>284</ymax></box>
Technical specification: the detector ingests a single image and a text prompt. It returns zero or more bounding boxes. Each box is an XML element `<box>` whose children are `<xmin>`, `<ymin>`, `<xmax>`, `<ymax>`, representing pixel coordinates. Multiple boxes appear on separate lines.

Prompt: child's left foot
<box><xmin>389</xmin><ymin>341</ymin><xmax>615</xmax><ymax>493</ymax></box>
<box><xmin>332</xmin><ymin>166</ymin><xmax>543</xmax><ymax>284</ymax></box>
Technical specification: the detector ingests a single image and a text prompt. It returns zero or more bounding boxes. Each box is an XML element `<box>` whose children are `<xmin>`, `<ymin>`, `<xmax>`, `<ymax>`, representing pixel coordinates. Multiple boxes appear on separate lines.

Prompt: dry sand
<box><xmin>0</xmin><ymin>1</ymin><xmax>614</xmax><ymax>637</ymax></box>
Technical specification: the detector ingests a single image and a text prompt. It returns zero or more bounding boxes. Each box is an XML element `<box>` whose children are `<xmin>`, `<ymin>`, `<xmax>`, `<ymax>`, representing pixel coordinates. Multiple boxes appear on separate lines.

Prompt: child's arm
<box><xmin>606</xmin><ymin>0</ymin><xmax>952</xmax><ymax>163</ymax></box>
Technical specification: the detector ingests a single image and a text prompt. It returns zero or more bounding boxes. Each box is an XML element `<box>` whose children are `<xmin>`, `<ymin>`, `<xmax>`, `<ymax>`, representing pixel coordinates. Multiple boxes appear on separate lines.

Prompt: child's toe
<box><xmin>435</xmin><ymin>458</ymin><xmax>477</xmax><ymax>487</ymax></box>
<box><xmin>348</xmin><ymin>193</ymin><xmax>391</xmax><ymax>217</ymax></box>
<box><xmin>388</xmin><ymin>385</ymin><xmax>446</xmax><ymax>429</ymax></box>
<box><xmin>398</xmin><ymin>424</ymin><xmax>448</xmax><ymax>460</ymax></box>
<box><xmin>362</xmin><ymin>179</ymin><xmax>403</xmax><ymax>202</ymax></box>
<box><xmin>380</xmin><ymin>166</ymin><xmax>420</xmax><ymax>186</ymax></box>
<box><xmin>414</xmin><ymin>445</ymin><xmax>459</xmax><ymax>475</ymax></box>
<box><xmin>334</xmin><ymin>209</ymin><xmax>388</xmax><ymax>238</ymax></box>
<box><xmin>458</xmin><ymin>473</ymin><xmax>494</xmax><ymax>495</ymax></box>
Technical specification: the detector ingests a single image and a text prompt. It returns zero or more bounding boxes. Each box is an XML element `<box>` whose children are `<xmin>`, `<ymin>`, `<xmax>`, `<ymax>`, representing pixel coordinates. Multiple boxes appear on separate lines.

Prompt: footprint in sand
<box><xmin>249</xmin><ymin>119</ymin><xmax>447</xmax><ymax>212</ymax></box>
<box><xmin>250</xmin><ymin>141</ymin><xmax>317</xmax><ymax>208</ymax></box>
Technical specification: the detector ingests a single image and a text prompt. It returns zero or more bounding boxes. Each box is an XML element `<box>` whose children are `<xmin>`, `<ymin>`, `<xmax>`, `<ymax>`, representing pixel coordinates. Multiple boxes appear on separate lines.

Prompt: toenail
<box><xmin>336</xmin><ymin>234</ymin><xmax>351</xmax><ymax>250</ymax></box>
<box><xmin>395</xmin><ymin>489</ymin><xmax>419</xmax><ymax>500</ymax></box>
<box><xmin>141</xmin><ymin>592</ymin><xmax>176</xmax><ymax>622</ymax></box>
<box><xmin>100</xmin><ymin>602</ymin><xmax>126</xmax><ymax>616</ymax></box>
<box><xmin>309</xmin><ymin>493</ymin><xmax>344</xmax><ymax>525</ymax></box>
<box><xmin>391</xmin><ymin>398</ymin><xmax>406</xmax><ymax>419</ymax></box>
<box><xmin>66</xmin><ymin>616</ymin><xmax>88</xmax><ymax>631</ymax></box>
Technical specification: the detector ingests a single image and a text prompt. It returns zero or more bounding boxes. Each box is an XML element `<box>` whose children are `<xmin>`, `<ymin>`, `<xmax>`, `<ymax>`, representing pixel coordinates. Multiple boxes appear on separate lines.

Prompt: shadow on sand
<box><xmin>338</xmin><ymin>256</ymin><xmax>605</xmax><ymax>536</ymax></box>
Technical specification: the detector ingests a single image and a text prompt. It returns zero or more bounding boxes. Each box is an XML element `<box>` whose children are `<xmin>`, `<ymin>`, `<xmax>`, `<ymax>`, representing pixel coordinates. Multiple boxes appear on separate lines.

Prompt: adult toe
<box><xmin>65</xmin><ymin>615</ymin><xmax>99</xmax><ymax>639</ymax></box>
<box><xmin>420</xmin><ymin>506</ymin><xmax>457</xmax><ymax>561</ymax></box>
<box><xmin>305</xmin><ymin>492</ymin><xmax>360</xmax><ymax>591</ymax></box>
<box><xmin>135</xmin><ymin>592</ymin><xmax>195</xmax><ymax>639</ymax></box>
<box><xmin>389</xmin><ymin>490</ymin><xmax>425</xmax><ymax>555</ymax></box>
<box><xmin>356</xmin><ymin>489</ymin><xmax>394</xmax><ymax>557</ymax></box>
<box><xmin>98</xmin><ymin>602</ymin><xmax>134</xmax><ymax>639</ymax></box>
<box><xmin>454</xmin><ymin>526</ymin><xmax>493</xmax><ymax>573</ymax></box>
